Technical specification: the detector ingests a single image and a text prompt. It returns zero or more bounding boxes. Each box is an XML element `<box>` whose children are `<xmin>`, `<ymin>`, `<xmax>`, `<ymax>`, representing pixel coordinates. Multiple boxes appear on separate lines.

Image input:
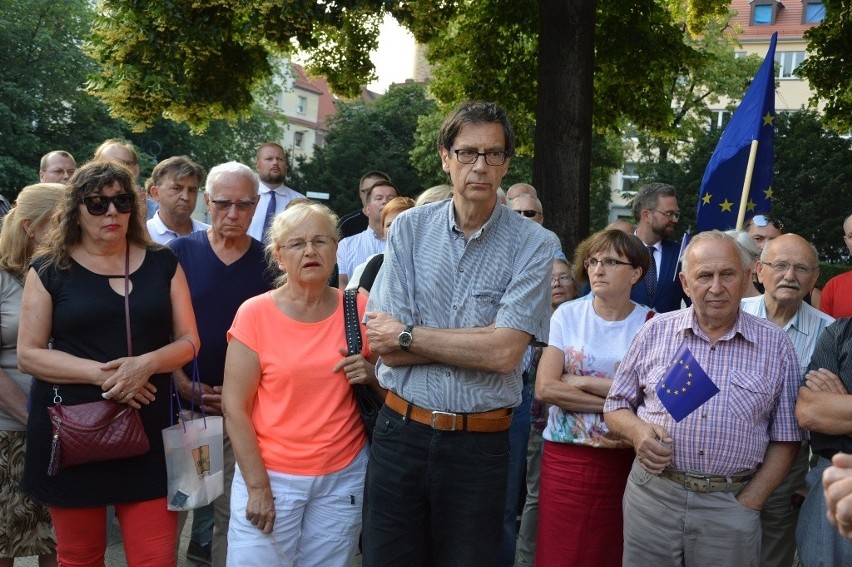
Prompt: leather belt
<box><xmin>385</xmin><ymin>390</ymin><xmax>512</xmax><ymax>433</ymax></box>
<box><xmin>659</xmin><ymin>469</ymin><xmax>754</xmax><ymax>493</ymax></box>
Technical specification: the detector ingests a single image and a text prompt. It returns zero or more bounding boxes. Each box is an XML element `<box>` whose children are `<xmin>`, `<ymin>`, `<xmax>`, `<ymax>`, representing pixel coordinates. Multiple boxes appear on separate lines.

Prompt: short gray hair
<box><xmin>681</xmin><ymin>230</ymin><xmax>752</xmax><ymax>273</ymax></box>
<box><xmin>205</xmin><ymin>162</ymin><xmax>259</xmax><ymax>198</ymax></box>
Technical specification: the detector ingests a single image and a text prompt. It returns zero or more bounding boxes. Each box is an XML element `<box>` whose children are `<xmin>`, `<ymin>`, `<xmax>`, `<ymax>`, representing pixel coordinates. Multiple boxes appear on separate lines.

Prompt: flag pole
<box><xmin>735</xmin><ymin>140</ymin><xmax>760</xmax><ymax>231</ymax></box>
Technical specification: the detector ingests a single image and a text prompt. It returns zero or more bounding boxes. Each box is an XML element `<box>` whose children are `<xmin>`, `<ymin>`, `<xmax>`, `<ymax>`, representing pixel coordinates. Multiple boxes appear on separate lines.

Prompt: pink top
<box><xmin>228</xmin><ymin>289</ymin><xmax>369</xmax><ymax>475</ymax></box>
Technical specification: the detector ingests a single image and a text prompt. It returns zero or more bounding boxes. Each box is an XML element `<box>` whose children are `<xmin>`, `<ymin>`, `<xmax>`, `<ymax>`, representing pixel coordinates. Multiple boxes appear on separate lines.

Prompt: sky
<box><xmin>367</xmin><ymin>16</ymin><xmax>416</xmax><ymax>93</ymax></box>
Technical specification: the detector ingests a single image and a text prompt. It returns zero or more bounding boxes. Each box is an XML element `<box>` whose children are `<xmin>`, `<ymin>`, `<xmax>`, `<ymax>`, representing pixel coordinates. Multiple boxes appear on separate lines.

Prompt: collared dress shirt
<box><xmin>247</xmin><ymin>182</ymin><xmax>303</xmax><ymax>242</ymax></box>
<box><xmin>336</xmin><ymin>227</ymin><xmax>385</xmax><ymax>279</ymax></box>
<box><xmin>604</xmin><ymin>307</ymin><xmax>802</xmax><ymax>476</ymax></box>
<box><xmin>367</xmin><ymin>200</ymin><xmax>558</xmax><ymax>413</ymax></box>
<box><xmin>740</xmin><ymin>295</ymin><xmax>834</xmax><ymax>377</ymax></box>
<box><xmin>146</xmin><ymin>212</ymin><xmax>209</xmax><ymax>245</ymax></box>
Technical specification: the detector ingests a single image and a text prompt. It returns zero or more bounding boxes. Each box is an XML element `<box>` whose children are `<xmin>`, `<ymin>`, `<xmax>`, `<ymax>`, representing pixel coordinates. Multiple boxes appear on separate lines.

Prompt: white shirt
<box><xmin>337</xmin><ymin>227</ymin><xmax>385</xmax><ymax>278</ymax></box>
<box><xmin>247</xmin><ymin>182</ymin><xmax>303</xmax><ymax>241</ymax></box>
<box><xmin>146</xmin><ymin>212</ymin><xmax>209</xmax><ymax>245</ymax></box>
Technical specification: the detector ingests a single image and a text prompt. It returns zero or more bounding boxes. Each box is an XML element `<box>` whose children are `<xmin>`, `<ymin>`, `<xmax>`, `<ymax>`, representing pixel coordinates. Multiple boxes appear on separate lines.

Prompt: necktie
<box><xmin>644</xmin><ymin>245</ymin><xmax>658</xmax><ymax>301</ymax></box>
<box><xmin>261</xmin><ymin>191</ymin><xmax>276</xmax><ymax>243</ymax></box>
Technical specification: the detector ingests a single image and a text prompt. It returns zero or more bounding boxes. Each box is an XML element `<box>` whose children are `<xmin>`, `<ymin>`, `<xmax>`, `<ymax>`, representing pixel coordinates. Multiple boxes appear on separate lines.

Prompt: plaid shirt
<box><xmin>604</xmin><ymin>307</ymin><xmax>802</xmax><ymax>476</ymax></box>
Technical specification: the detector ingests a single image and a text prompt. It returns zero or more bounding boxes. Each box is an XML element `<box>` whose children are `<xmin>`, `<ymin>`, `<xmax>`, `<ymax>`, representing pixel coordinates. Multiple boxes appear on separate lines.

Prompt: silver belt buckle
<box><xmin>431</xmin><ymin>410</ymin><xmax>458</xmax><ymax>431</ymax></box>
<box><xmin>685</xmin><ymin>472</ymin><xmax>711</xmax><ymax>492</ymax></box>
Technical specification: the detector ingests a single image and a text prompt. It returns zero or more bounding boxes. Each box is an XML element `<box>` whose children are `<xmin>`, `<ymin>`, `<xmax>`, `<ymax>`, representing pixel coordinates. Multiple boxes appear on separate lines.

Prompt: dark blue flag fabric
<box><xmin>655</xmin><ymin>341</ymin><xmax>720</xmax><ymax>422</ymax></box>
<box><xmin>696</xmin><ymin>32</ymin><xmax>778</xmax><ymax>232</ymax></box>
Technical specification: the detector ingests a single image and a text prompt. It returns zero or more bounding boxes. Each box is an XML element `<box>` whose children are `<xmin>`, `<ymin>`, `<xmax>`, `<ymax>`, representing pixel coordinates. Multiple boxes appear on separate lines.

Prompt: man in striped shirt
<box><xmin>362</xmin><ymin>101</ymin><xmax>556</xmax><ymax>566</ymax></box>
<box><xmin>741</xmin><ymin>234</ymin><xmax>833</xmax><ymax>567</ymax></box>
<box><xmin>605</xmin><ymin>230</ymin><xmax>802</xmax><ymax>567</ymax></box>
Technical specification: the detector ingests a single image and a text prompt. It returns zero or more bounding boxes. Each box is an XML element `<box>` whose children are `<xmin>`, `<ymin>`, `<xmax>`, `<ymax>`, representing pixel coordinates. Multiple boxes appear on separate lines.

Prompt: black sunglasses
<box><xmin>82</xmin><ymin>194</ymin><xmax>135</xmax><ymax>216</ymax></box>
<box><xmin>515</xmin><ymin>209</ymin><xmax>540</xmax><ymax>218</ymax></box>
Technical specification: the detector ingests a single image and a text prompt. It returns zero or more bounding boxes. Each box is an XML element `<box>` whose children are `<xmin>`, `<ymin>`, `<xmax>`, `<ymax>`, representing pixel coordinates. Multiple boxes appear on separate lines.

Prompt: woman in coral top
<box><xmin>222</xmin><ymin>202</ymin><xmax>379</xmax><ymax>566</ymax></box>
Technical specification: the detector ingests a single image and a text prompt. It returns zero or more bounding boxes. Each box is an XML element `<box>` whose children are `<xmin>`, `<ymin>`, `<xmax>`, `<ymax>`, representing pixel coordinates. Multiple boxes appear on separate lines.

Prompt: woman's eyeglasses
<box><xmin>515</xmin><ymin>209</ymin><xmax>541</xmax><ymax>218</ymax></box>
<box><xmin>583</xmin><ymin>258</ymin><xmax>633</xmax><ymax>270</ymax></box>
<box><xmin>82</xmin><ymin>194</ymin><xmax>135</xmax><ymax>215</ymax></box>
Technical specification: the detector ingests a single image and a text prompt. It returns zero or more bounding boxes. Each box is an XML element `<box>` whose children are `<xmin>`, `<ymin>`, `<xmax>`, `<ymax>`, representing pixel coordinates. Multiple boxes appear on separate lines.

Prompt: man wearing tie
<box><xmin>247</xmin><ymin>142</ymin><xmax>303</xmax><ymax>242</ymax></box>
<box><xmin>630</xmin><ymin>183</ymin><xmax>687</xmax><ymax>313</ymax></box>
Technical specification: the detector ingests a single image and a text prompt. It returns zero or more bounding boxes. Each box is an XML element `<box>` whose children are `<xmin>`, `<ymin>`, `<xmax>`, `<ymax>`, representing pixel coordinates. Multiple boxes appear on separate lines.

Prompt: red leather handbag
<box><xmin>47</xmin><ymin>398</ymin><xmax>149</xmax><ymax>475</ymax></box>
<box><xmin>45</xmin><ymin>245</ymin><xmax>150</xmax><ymax>476</ymax></box>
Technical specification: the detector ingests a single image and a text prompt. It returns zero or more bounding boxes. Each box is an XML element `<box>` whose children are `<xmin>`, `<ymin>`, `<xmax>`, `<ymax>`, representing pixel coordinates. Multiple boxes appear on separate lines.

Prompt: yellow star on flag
<box><xmin>746</xmin><ymin>199</ymin><xmax>757</xmax><ymax>211</ymax></box>
<box><xmin>702</xmin><ymin>193</ymin><xmax>712</xmax><ymax>205</ymax></box>
<box><xmin>763</xmin><ymin>112</ymin><xmax>774</xmax><ymax>126</ymax></box>
<box><xmin>764</xmin><ymin>187</ymin><xmax>774</xmax><ymax>199</ymax></box>
<box><xmin>720</xmin><ymin>199</ymin><xmax>734</xmax><ymax>212</ymax></box>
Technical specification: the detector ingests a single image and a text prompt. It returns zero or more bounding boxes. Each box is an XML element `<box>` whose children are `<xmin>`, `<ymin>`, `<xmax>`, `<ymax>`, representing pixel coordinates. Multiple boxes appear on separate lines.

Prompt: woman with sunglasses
<box><xmin>534</xmin><ymin>229</ymin><xmax>650</xmax><ymax>567</ymax></box>
<box><xmin>17</xmin><ymin>160</ymin><xmax>199</xmax><ymax>566</ymax></box>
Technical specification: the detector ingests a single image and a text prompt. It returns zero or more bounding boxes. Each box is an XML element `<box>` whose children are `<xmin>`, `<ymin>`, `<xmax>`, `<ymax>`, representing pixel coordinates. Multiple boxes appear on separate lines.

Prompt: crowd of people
<box><xmin>0</xmin><ymin>101</ymin><xmax>850</xmax><ymax>567</ymax></box>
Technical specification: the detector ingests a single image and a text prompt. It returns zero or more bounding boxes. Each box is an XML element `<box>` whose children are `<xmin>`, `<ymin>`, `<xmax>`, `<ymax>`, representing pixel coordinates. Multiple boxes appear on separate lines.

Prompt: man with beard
<box><xmin>247</xmin><ymin>142</ymin><xmax>303</xmax><ymax>243</ymax></box>
<box><xmin>741</xmin><ymin>234</ymin><xmax>833</xmax><ymax>567</ymax></box>
<box><xmin>630</xmin><ymin>183</ymin><xmax>687</xmax><ymax>312</ymax></box>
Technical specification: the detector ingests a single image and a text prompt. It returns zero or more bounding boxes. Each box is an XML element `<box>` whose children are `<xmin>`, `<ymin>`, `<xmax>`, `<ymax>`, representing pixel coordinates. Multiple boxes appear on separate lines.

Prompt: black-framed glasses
<box><xmin>760</xmin><ymin>261</ymin><xmax>815</xmax><ymax>277</ymax></box>
<box><xmin>209</xmin><ymin>199</ymin><xmax>256</xmax><ymax>212</ymax></box>
<box><xmin>82</xmin><ymin>194</ymin><xmax>135</xmax><ymax>215</ymax></box>
<box><xmin>750</xmin><ymin>214</ymin><xmax>784</xmax><ymax>230</ymax></box>
<box><xmin>653</xmin><ymin>209</ymin><xmax>681</xmax><ymax>221</ymax></box>
<box><xmin>515</xmin><ymin>209</ymin><xmax>541</xmax><ymax>218</ymax></box>
<box><xmin>551</xmin><ymin>275</ymin><xmax>575</xmax><ymax>285</ymax></box>
<box><xmin>584</xmin><ymin>257</ymin><xmax>633</xmax><ymax>270</ymax></box>
<box><xmin>451</xmin><ymin>148</ymin><xmax>508</xmax><ymax>166</ymax></box>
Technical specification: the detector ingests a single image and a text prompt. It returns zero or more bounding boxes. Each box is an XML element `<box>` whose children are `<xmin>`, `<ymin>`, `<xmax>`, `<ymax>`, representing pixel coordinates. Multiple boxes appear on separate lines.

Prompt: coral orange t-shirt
<box><xmin>227</xmin><ymin>289</ymin><xmax>369</xmax><ymax>475</ymax></box>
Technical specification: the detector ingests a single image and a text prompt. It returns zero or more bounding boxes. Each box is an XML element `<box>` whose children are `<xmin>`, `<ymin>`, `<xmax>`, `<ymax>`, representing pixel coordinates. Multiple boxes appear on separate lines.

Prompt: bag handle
<box><xmin>169</xmin><ymin>338</ymin><xmax>203</xmax><ymax>432</ymax></box>
<box><xmin>342</xmin><ymin>289</ymin><xmax>362</xmax><ymax>356</ymax></box>
<box><xmin>124</xmin><ymin>245</ymin><xmax>132</xmax><ymax>357</ymax></box>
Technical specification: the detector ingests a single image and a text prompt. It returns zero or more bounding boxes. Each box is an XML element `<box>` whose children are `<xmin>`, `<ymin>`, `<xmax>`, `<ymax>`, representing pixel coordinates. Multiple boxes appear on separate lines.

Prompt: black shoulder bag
<box><xmin>343</xmin><ymin>289</ymin><xmax>386</xmax><ymax>440</ymax></box>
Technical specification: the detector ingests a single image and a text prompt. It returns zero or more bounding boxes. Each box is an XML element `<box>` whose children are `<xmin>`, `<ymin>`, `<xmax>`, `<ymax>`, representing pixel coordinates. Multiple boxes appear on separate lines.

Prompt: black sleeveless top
<box><xmin>21</xmin><ymin>247</ymin><xmax>178</xmax><ymax>507</ymax></box>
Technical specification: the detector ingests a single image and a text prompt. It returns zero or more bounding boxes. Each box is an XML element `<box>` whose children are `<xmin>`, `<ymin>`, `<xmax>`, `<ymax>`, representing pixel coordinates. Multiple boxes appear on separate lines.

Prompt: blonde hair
<box><xmin>0</xmin><ymin>183</ymin><xmax>64</xmax><ymax>279</ymax></box>
<box><xmin>265</xmin><ymin>201</ymin><xmax>339</xmax><ymax>288</ymax></box>
<box><xmin>415</xmin><ymin>184</ymin><xmax>452</xmax><ymax>207</ymax></box>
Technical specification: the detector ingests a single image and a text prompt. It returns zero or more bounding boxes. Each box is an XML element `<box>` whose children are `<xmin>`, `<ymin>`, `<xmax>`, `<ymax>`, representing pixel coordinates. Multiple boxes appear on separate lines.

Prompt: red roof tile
<box><xmin>730</xmin><ymin>0</ymin><xmax>822</xmax><ymax>40</ymax></box>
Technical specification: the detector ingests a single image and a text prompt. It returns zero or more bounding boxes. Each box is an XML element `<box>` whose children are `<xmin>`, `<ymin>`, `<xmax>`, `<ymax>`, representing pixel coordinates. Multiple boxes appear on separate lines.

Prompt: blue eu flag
<box><xmin>655</xmin><ymin>341</ymin><xmax>719</xmax><ymax>422</ymax></box>
<box><xmin>696</xmin><ymin>32</ymin><xmax>777</xmax><ymax>231</ymax></box>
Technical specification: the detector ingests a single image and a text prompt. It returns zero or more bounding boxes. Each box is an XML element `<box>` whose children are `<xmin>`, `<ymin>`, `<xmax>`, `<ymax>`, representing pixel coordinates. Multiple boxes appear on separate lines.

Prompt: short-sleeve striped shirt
<box><xmin>367</xmin><ymin>200</ymin><xmax>558</xmax><ymax>412</ymax></box>
<box><xmin>604</xmin><ymin>307</ymin><xmax>802</xmax><ymax>476</ymax></box>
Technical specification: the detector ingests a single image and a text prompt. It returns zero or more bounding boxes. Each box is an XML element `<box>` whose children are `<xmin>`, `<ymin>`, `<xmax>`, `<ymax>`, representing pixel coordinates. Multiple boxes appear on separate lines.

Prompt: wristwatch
<box><xmin>398</xmin><ymin>324</ymin><xmax>414</xmax><ymax>351</ymax></box>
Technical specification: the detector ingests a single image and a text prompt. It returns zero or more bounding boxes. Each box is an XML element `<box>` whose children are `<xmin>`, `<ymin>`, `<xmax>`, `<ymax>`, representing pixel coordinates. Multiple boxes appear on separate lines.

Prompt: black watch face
<box><xmin>399</xmin><ymin>331</ymin><xmax>412</xmax><ymax>348</ymax></box>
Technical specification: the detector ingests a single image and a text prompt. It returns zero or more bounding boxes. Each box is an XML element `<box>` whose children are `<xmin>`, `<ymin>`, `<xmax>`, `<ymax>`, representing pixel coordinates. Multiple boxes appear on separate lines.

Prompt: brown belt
<box><xmin>659</xmin><ymin>469</ymin><xmax>754</xmax><ymax>493</ymax></box>
<box><xmin>385</xmin><ymin>390</ymin><xmax>512</xmax><ymax>433</ymax></box>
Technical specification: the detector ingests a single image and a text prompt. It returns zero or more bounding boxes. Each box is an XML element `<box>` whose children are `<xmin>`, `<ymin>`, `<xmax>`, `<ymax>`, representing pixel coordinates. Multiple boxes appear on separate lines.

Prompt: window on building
<box><xmin>751</xmin><ymin>0</ymin><xmax>780</xmax><ymax>25</ymax></box>
<box><xmin>709</xmin><ymin>110</ymin><xmax>732</xmax><ymax>131</ymax></box>
<box><xmin>621</xmin><ymin>163</ymin><xmax>639</xmax><ymax>196</ymax></box>
<box><xmin>803</xmin><ymin>1</ymin><xmax>826</xmax><ymax>23</ymax></box>
<box><xmin>293</xmin><ymin>131</ymin><xmax>304</xmax><ymax>149</ymax></box>
<box><xmin>774</xmin><ymin>51</ymin><xmax>806</xmax><ymax>79</ymax></box>
<box><xmin>296</xmin><ymin>96</ymin><xmax>307</xmax><ymax>115</ymax></box>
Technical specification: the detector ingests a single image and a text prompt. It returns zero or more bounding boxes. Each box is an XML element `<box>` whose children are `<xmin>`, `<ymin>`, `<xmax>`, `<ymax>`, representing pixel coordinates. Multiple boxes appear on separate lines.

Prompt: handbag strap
<box><xmin>124</xmin><ymin>245</ymin><xmax>132</xmax><ymax>357</ymax></box>
<box><xmin>342</xmin><ymin>289</ymin><xmax>362</xmax><ymax>356</ymax></box>
<box><xmin>169</xmin><ymin>338</ymin><xmax>203</xmax><ymax>431</ymax></box>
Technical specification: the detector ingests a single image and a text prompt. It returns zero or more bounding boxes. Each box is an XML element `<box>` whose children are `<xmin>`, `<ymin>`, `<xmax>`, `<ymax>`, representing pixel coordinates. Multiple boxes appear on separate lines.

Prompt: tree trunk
<box><xmin>534</xmin><ymin>0</ymin><xmax>595</xmax><ymax>257</ymax></box>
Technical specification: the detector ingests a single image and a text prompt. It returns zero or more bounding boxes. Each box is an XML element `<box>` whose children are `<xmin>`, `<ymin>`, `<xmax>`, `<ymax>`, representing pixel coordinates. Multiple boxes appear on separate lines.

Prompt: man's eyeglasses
<box><xmin>551</xmin><ymin>275</ymin><xmax>575</xmax><ymax>285</ymax></box>
<box><xmin>653</xmin><ymin>209</ymin><xmax>681</xmax><ymax>221</ymax></box>
<box><xmin>82</xmin><ymin>194</ymin><xmax>135</xmax><ymax>216</ymax></box>
<box><xmin>750</xmin><ymin>214</ymin><xmax>784</xmax><ymax>230</ymax></box>
<box><xmin>583</xmin><ymin>258</ymin><xmax>633</xmax><ymax>270</ymax></box>
<box><xmin>209</xmin><ymin>199</ymin><xmax>256</xmax><ymax>212</ymax></box>
<box><xmin>515</xmin><ymin>209</ymin><xmax>541</xmax><ymax>218</ymax></box>
<box><xmin>44</xmin><ymin>168</ymin><xmax>75</xmax><ymax>177</ymax></box>
<box><xmin>760</xmin><ymin>261</ymin><xmax>816</xmax><ymax>277</ymax></box>
<box><xmin>451</xmin><ymin>148</ymin><xmax>509</xmax><ymax>166</ymax></box>
<box><xmin>280</xmin><ymin>236</ymin><xmax>336</xmax><ymax>252</ymax></box>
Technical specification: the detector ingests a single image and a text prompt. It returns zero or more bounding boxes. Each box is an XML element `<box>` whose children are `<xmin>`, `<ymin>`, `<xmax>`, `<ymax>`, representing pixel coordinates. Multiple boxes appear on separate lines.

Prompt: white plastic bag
<box><xmin>162</xmin><ymin>414</ymin><xmax>224</xmax><ymax>511</ymax></box>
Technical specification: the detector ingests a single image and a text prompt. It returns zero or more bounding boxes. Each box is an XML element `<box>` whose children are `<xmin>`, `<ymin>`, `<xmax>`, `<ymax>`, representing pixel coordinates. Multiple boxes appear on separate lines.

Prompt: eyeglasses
<box><xmin>451</xmin><ymin>148</ymin><xmax>509</xmax><ymax>166</ymax></box>
<box><xmin>583</xmin><ymin>258</ymin><xmax>633</xmax><ymax>270</ymax></box>
<box><xmin>515</xmin><ymin>209</ymin><xmax>541</xmax><ymax>218</ymax></box>
<box><xmin>551</xmin><ymin>275</ymin><xmax>575</xmax><ymax>285</ymax></box>
<box><xmin>653</xmin><ymin>209</ymin><xmax>681</xmax><ymax>221</ymax></box>
<box><xmin>44</xmin><ymin>168</ymin><xmax>76</xmax><ymax>177</ymax></box>
<box><xmin>82</xmin><ymin>194</ymin><xmax>135</xmax><ymax>215</ymax></box>
<box><xmin>209</xmin><ymin>199</ymin><xmax>256</xmax><ymax>212</ymax></box>
<box><xmin>750</xmin><ymin>214</ymin><xmax>784</xmax><ymax>230</ymax></box>
<box><xmin>280</xmin><ymin>236</ymin><xmax>336</xmax><ymax>252</ymax></box>
<box><xmin>760</xmin><ymin>261</ymin><xmax>816</xmax><ymax>277</ymax></box>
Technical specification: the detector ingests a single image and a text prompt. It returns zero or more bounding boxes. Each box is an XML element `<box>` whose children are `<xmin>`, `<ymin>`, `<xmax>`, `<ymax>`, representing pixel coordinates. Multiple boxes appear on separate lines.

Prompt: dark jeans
<box><xmin>362</xmin><ymin>404</ymin><xmax>510</xmax><ymax>567</ymax></box>
<box><xmin>498</xmin><ymin>382</ymin><xmax>532</xmax><ymax>567</ymax></box>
